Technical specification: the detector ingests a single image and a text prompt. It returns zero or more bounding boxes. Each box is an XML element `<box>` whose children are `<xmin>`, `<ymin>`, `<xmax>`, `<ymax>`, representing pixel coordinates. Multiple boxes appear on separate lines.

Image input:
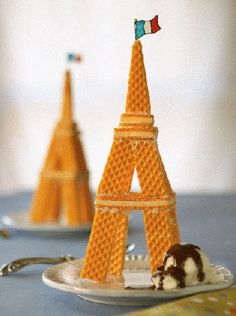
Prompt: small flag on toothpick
<box><xmin>67</xmin><ymin>53</ymin><xmax>82</xmax><ymax>63</ymax></box>
<box><xmin>134</xmin><ymin>15</ymin><xmax>161</xmax><ymax>40</ymax></box>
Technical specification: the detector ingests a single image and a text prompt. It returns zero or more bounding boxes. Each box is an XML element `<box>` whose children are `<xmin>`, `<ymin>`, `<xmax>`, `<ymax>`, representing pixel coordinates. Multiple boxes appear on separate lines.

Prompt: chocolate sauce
<box><xmin>125</xmin><ymin>285</ymin><xmax>156</xmax><ymax>290</ymax></box>
<box><xmin>153</xmin><ymin>244</ymin><xmax>205</xmax><ymax>290</ymax></box>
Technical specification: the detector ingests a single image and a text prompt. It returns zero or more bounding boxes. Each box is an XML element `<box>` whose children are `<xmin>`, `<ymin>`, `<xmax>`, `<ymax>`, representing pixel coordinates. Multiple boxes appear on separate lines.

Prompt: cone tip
<box><xmin>133</xmin><ymin>39</ymin><xmax>142</xmax><ymax>48</ymax></box>
<box><xmin>61</xmin><ymin>69</ymin><xmax>72</xmax><ymax>121</ymax></box>
<box><xmin>65</xmin><ymin>69</ymin><xmax>71</xmax><ymax>80</ymax></box>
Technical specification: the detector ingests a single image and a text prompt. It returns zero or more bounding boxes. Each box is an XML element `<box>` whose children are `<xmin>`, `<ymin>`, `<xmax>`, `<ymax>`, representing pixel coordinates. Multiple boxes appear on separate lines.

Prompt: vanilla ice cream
<box><xmin>152</xmin><ymin>244</ymin><xmax>223</xmax><ymax>290</ymax></box>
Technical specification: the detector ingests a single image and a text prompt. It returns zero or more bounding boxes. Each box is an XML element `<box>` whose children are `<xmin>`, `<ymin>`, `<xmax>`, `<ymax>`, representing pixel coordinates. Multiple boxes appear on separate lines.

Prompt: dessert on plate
<box><xmin>29</xmin><ymin>70</ymin><xmax>93</xmax><ymax>225</ymax></box>
<box><xmin>79</xmin><ymin>18</ymin><xmax>226</xmax><ymax>292</ymax></box>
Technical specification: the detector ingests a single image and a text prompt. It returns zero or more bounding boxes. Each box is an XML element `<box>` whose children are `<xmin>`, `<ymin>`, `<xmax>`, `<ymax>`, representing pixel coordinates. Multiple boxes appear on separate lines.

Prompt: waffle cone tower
<box><xmin>80</xmin><ymin>40</ymin><xmax>180</xmax><ymax>282</ymax></box>
<box><xmin>30</xmin><ymin>70</ymin><xmax>93</xmax><ymax>225</ymax></box>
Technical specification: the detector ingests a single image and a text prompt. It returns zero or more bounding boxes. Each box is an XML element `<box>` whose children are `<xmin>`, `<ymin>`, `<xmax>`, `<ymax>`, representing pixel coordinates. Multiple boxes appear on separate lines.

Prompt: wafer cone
<box><xmin>30</xmin><ymin>70</ymin><xmax>93</xmax><ymax>225</ymax></box>
<box><xmin>80</xmin><ymin>41</ymin><xmax>180</xmax><ymax>282</ymax></box>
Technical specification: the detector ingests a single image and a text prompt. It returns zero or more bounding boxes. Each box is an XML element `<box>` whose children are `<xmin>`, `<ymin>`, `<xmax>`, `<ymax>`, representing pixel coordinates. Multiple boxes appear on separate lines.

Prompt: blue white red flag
<box><xmin>134</xmin><ymin>15</ymin><xmax>161</xmax><ymax>40</ymax></box>
<box><xmin>67</xmin><ymin>53</ymin><xmax>82</xmax><ymax>63</ymax></box>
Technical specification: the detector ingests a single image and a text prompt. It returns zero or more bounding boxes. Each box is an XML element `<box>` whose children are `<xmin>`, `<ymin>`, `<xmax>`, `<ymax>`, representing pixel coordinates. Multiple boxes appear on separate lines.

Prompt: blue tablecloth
<box><xmin>0</xmin><ymin>192</ymin><xmax>235</xmax><ymax>315</ymax></box>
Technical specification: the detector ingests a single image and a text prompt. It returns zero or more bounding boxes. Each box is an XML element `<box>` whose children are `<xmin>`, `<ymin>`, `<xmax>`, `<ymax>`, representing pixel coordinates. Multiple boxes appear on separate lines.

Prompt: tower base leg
<box><xmin>107</xmin><ymin>211</ymin><xmax>129</xmax><ymax>275</ymax></box>
<box><xmin>80</xmin><ymin>209</ymin><xmax>119</xmax><ymax>282</ymax></box>
<box><xmin>144</xmin><ymin>206</ymin><xmax>180</xmax><ymax>273</ymax></box>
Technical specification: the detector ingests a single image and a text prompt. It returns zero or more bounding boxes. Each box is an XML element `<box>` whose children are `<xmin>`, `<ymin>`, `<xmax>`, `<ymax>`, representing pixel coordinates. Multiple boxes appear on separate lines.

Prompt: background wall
<box><xmin>0</xmin><ymin>0</ymin><xmax>235</xmax><ymax>194</ymax></box>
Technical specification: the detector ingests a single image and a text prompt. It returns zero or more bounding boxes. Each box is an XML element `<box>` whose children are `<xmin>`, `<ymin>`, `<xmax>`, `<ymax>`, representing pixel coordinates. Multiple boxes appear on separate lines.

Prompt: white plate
<box><xmin>1</xmin><ymin>212</ymin><xmax>92</xmax><ymax>233</ymax></box>
<box><xmin>42</xmin><ymin>255</ymin><xmax>234</xmax><ymax>306</ymax></box>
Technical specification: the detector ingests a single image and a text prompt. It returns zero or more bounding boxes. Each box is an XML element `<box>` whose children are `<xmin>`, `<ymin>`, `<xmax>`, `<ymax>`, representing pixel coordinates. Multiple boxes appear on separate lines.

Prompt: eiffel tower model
<box><xmin>30</xmin><ymin>70</ymin><xmax>93</xmax><ymax>225</ymax></box>
<box><xmin>80</xmin><ymin>40</ymin><xmax>180</xmax><ymax>282</ymax></box>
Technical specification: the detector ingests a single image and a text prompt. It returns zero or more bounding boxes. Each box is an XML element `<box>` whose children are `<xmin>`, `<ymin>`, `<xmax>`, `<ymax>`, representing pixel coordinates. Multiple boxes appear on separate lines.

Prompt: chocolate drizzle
<box><xmin>153</xmin><ymin>243</ymin><xmax>205</xmax><ymax>290</ymax></box>
<box><xmin>125</xmin><ymin>285</ymin><xmax>156</xmax><ymax>290</ymax></box>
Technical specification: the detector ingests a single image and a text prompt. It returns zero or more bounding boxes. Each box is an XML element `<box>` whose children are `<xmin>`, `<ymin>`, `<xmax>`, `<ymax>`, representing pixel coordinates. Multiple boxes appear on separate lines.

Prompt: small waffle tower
<box><xmin>80</xmin><ymin>40</ymin><xmax>180</xmax><ymax>282</ymax></box>
<box><xmin>30</xmin><ymin>70</ymin><xmax>93</xmax><ymax>225</ymax></box>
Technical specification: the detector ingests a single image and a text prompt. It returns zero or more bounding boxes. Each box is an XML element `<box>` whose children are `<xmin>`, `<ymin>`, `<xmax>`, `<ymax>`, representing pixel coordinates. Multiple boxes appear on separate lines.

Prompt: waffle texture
<box><xmin>80</xmin><ymin>40</ymin><xmax>180</xmax><ymax>282</ymax></box>
<box><xmin>98</xmin><ymin>140</ymin><xmax>134</xmax><ymax>194</ymax></box>
<box><xmin>144</xmin><ymin>206</ymin><xmax>180</xmax><ymax>273</ymax></box>
<box><xmin>107</xmin><ymin>211</ymin><xmax>129</xmax><ymax>275</ymax></box>
<box><xmin>126</xmin><ymin>40</ymin><xmax>151</xmax><ymax>114</ymax></box>
<box><xmin>80</xmin><ymin>210</ymin><xmax>119</xmax><ymax>281</ymax></box>
<box><xmin>30</xmin><ymin>71</ymin><xmax>93</xmax><ymax>225</ymax></box>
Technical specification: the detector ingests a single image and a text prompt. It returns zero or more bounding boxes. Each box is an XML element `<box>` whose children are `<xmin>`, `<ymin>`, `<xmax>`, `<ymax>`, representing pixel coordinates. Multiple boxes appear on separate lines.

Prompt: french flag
<box><xmin>135</xmin><ymin>15</ymin><xmax>161</xmax><ymax>40</ymax></box>
<box><xmin>67</xmin><ymin>53</ymin><xmax>82</xmax><ymax>63</ymax></box>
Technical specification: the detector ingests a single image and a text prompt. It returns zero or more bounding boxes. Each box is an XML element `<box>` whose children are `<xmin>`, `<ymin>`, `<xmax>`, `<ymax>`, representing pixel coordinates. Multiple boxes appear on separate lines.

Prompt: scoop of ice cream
<box><xmin>152</xmin><ymin>243</ymin><xmax>223</xmax><ymax>290</ymax></box>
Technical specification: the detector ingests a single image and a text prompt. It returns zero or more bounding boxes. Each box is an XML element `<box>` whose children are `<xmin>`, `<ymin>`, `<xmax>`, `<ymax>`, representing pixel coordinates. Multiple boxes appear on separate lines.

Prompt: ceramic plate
<box><xmin>1</xmin><ymin>212</ymin><xmax>92</xmax><ymax>233</ymax></box>
<box><xmin>42</xmin><ymin>255</ymin><xmax>234</xmax><ymax>306</ymax></box>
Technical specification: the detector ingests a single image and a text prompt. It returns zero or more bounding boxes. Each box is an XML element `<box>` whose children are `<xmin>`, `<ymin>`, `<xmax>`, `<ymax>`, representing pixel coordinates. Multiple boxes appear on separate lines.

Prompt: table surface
<box><xmin>0</xmin><ymin>192</ymin><xmax>235</xmax><ymax>316</ymax></box>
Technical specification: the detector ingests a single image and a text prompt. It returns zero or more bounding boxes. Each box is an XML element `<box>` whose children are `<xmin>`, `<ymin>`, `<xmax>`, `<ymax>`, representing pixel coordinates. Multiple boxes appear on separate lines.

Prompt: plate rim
<box><xmin>1</xmin><ymin>211</ymin><xmax>92</xmax><ymax>232</ymax></box>
<box><xmin>42</xmin><ymin>257</ymin><xmax>234</xmax><ymax>301</ymax></box>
